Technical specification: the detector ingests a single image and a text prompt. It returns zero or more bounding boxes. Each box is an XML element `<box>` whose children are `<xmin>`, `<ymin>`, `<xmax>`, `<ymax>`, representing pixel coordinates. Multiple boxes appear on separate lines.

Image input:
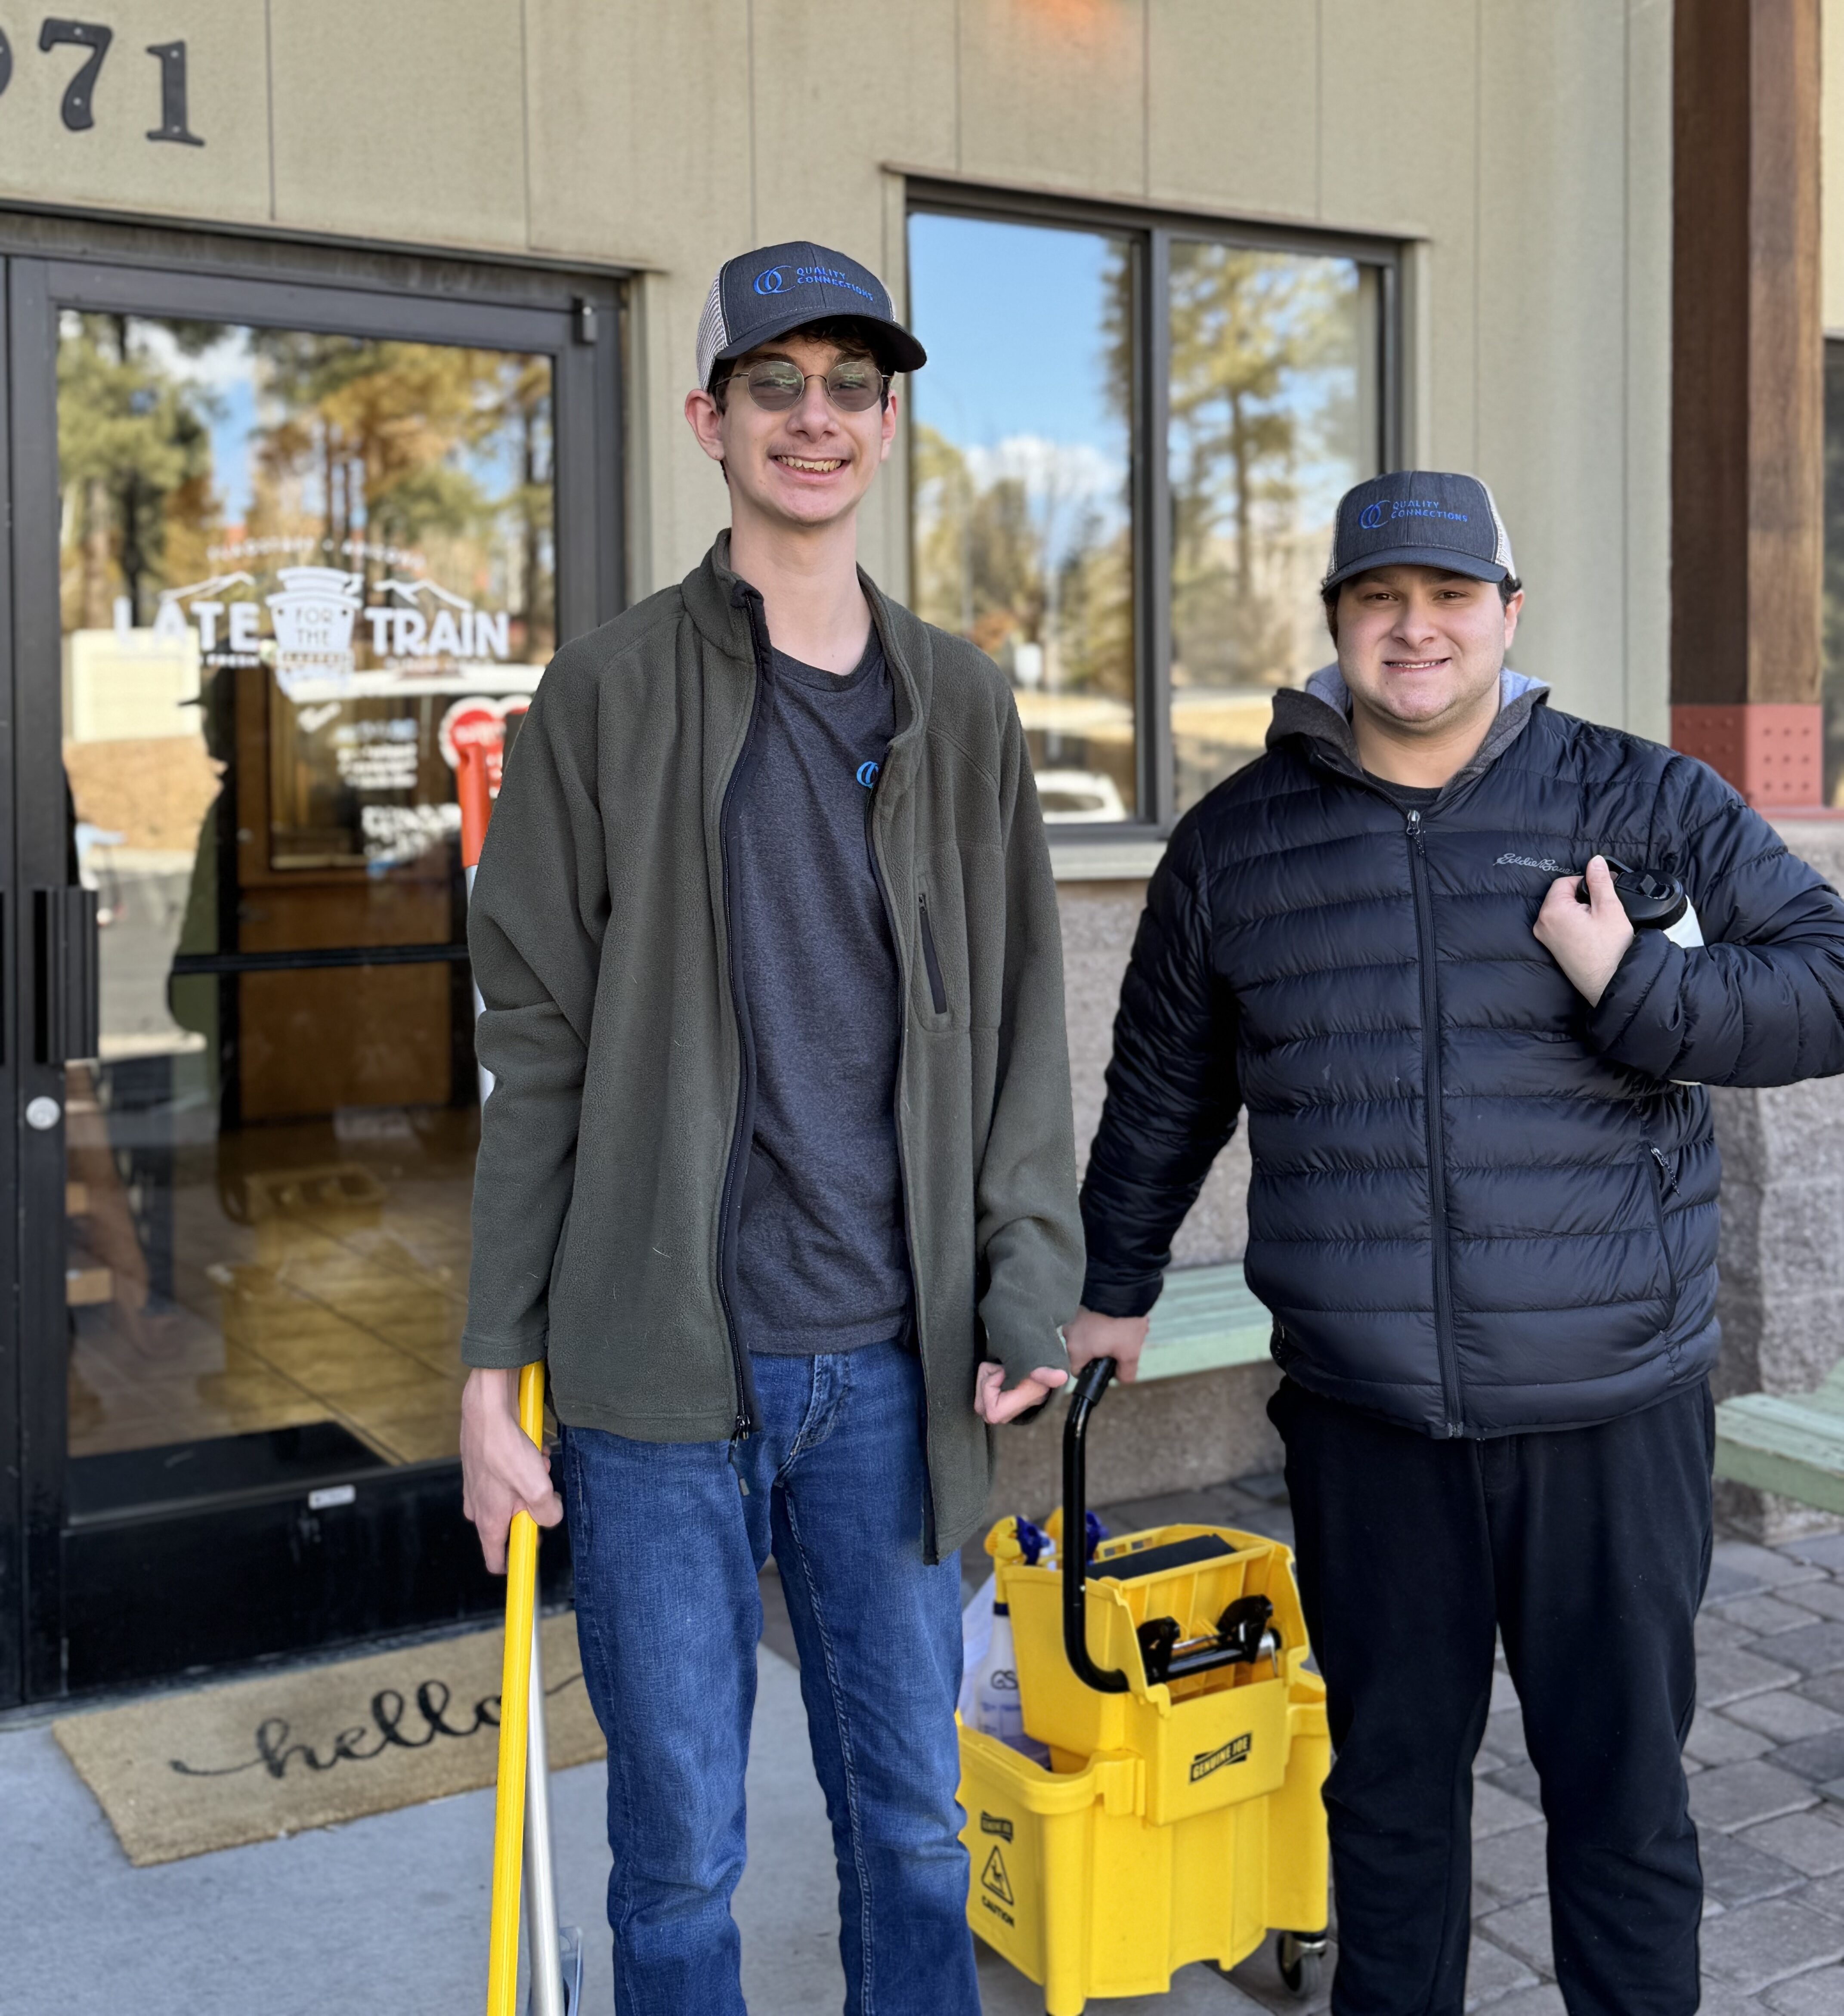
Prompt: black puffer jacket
<box><xmin>1081</xmin><ymin>672</ymin><xmax>1844</xmax><ymax>1437</ymax></box>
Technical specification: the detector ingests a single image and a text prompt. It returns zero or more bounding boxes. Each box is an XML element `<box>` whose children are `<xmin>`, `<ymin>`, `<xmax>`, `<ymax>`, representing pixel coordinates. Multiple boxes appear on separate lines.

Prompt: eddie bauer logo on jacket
<box><xmin>1190</xmin><ymin>1732</ymin><xmax>1253</xmax><ymax>1782</ymax></box>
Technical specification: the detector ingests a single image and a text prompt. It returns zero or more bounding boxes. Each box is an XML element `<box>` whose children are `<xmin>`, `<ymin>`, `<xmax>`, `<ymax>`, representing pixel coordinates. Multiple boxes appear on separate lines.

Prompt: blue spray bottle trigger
<box><xmin>1085</xmin><ymin>1510</ymin><xmax>1108</xmax><ymax>1561</ymax></box>
<box><xmin>1015</xmin><ymin>1516</ymin><xmax>1049</xmax><ymax>1567</ymax></box>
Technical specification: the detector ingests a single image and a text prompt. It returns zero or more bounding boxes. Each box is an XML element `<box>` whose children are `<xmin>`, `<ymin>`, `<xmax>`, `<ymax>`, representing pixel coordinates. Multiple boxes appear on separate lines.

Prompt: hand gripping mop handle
<box><xmin>1062</xmin><ymin>1357</ymin><xmax>1130</xmax><ymax>1694</ymax></box>
<box><xmin>486</xmin><ymin>1360</ymin><xmax>547</xmax><ymax>2016</ymax></box>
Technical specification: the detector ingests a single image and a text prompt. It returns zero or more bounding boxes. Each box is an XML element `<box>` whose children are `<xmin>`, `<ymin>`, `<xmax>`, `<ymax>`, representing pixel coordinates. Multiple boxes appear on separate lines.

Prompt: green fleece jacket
<box><xmin>461</xmin><ymin>535</ymin><xmax>1084</xmax><ymax>1558</ymax></box>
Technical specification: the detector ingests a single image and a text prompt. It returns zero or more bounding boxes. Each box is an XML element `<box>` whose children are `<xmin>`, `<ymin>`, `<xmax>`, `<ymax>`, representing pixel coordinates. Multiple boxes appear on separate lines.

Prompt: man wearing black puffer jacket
<box><xmin>1068</xmin><ymin>470</ymin><xmax>1844</xmax><ymax>2016</ymax></box>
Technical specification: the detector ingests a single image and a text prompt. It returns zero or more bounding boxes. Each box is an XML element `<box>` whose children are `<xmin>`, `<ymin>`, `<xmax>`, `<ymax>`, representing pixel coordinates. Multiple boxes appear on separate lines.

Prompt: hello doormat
<box><xmin>52</xmin><ymin>1611</ymin><xmax>604</xmax><ymax>1867</ymax></box>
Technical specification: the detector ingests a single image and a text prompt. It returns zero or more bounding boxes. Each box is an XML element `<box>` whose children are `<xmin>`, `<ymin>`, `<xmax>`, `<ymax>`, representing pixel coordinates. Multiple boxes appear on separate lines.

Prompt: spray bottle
<box><xmin>964</xmin><ymin>1516</ymin><xmax>1052</xmax><ymax>1762</ymax></box>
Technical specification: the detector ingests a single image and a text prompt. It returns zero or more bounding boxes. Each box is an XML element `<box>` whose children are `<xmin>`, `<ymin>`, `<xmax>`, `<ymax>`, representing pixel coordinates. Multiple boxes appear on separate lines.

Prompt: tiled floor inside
<box><xmin>65</xmin><ymin>1104</ymin><xmax>476</xmax><ymax>1467</ymax></box>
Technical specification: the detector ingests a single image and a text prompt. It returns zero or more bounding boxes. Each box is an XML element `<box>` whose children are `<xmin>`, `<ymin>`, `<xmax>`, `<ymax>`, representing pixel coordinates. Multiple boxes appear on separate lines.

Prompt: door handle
<box><xmin>35</xmin><ymin>887</ymin><xmax>98</xmax><ymax>1064</ymax></box>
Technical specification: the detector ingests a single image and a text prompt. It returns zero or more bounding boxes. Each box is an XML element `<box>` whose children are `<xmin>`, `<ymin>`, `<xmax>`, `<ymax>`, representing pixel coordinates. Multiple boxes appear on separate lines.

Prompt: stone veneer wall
<box><xmin>1712</xmin><ymin>820</ymin><xmax>1844</xmax><ymax>1540</ymax></box>
<box><xmin>989</xmin><ymin>879</ymin><xmax>1276</xmax><ymax>1528</ymax></box>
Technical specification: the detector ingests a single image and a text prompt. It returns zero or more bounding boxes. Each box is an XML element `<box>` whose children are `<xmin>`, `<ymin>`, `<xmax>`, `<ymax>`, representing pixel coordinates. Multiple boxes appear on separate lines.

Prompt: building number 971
<box><xmin>0</xmin><ymin>21</ymin><xmax>202</xmax><ymax>146</ymax></box>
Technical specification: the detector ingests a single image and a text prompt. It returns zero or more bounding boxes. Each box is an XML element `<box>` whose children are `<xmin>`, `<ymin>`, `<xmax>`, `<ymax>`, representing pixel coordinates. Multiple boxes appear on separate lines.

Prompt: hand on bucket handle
<box><xmin>1066</xmin><ymin>1305</ymin><xmax>1151</xmax><ymax>1383</ymax></box>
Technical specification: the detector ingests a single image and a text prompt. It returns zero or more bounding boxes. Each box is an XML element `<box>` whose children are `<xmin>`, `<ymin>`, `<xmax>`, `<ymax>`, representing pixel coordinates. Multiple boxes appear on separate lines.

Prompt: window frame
<box><xmin>904</xmin><ymin>181</ymin><xmax>1402</xmax><ymax>841</ymax></box>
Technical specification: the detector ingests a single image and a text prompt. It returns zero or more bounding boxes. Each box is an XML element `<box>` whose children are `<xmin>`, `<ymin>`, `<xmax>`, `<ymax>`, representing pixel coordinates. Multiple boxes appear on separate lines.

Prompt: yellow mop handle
<box><xmin>486</xmin><ymin>1360</ymin><xmax>547</xmax><ymax>2016</ymax></box>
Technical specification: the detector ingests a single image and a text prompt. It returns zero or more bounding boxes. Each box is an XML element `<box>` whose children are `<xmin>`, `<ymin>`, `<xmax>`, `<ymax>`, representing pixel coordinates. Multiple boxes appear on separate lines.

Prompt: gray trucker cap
<box><xmin>1323</xmin><ymin>470</ymin><xmax>1516</xmax><ymax>591</ymax></box>
<box><xmin>695</xmin><ymin>240</ymin><xmax>927</xmax><ymax>391</ymax></box>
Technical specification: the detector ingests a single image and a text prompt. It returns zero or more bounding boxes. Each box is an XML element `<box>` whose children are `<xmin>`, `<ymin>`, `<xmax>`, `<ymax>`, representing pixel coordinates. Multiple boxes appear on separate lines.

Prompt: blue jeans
<box><xmin>561</xmin><ymin>1341</ymin><xmax>978</xmax><ymax>2016</ymax></box>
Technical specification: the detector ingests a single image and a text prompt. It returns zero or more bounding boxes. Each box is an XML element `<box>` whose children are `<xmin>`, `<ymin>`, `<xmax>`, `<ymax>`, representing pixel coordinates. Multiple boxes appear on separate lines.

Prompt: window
<box><xmin>907</xmin><ymin>194</ymin><xmax>1395</xmax><ymax>831</ymax></box>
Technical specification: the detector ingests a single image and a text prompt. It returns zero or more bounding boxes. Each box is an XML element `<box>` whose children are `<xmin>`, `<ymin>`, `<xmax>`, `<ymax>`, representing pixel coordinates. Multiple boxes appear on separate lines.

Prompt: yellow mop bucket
<box><xmin>957</xmin><ymin>1357</ymin><xmax>1330</xmax><ymax>2013</ymax></box>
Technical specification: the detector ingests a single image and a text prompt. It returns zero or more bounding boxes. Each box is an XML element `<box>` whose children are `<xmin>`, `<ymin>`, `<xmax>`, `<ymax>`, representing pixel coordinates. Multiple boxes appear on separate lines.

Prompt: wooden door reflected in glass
<box><xmin>58</xmin><ymin>315</ymin><xmax>552</xmax><ymax>1509</ymax></box>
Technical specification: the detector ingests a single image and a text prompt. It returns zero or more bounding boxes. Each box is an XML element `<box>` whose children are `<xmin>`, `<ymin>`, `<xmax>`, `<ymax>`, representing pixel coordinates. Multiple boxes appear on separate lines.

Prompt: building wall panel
<box><xmin>1476</xmin><ymin>0</ymin><xmax>1634</xmax><ymax>727</ymax></box>
<box><xmin>956</xmin><ymin>0</ymin><xmax>1147</xmax><ymax>199</ymax></box>
<box><xmin>523</xmin><ymin>0</ymin><xmax>755</xmax><ymax>602</ymax></box>
<box><xmin>1145</xmin><ymin>1</ymin><xmax>1319</xmax><ymax>222</ymax></box>
<box><xmin>1624</xmin><ymin>0</ymin><xmax>1674</xmax><ymax>747</ymax></box>
<box><xmin>268</xmin><ymin>0</ymin><xmax>527</xmax><ymax>249</ymax></box>
<box><xmin>1318</xmin><ymin>0</ymin><xmax>1479</xmax><ymax>476</ymax></box>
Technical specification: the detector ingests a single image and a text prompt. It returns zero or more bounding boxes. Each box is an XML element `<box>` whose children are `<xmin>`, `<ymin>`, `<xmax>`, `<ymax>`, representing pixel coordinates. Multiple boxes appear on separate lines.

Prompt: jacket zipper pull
<box><xmin>1406</xmin><ymin>808</ymin><xmax>1423</xmax><ymax>840</ymax></box>
<box><xmin>1649</xmin><ymin>1145</ymin><xmax>1680</xmax><ymax>1197</ymax></box>
<box><xmin>727</xmin><ymin>1424</ymin><xmax>751</xmax><ymax>1495</ymax></box>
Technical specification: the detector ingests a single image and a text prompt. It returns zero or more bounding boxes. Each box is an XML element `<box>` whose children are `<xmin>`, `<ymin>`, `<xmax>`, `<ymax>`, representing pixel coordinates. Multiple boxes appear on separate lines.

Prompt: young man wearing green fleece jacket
<box><xmin>455</xmin><ymin>240</ymin><xmax>1083</xmax><ymax>2015</ymax></box>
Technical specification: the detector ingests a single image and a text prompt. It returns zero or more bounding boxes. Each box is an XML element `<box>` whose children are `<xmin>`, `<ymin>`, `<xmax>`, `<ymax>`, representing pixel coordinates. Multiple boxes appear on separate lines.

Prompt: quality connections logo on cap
<box><xmin>1324</xmin><ymin>470</ymin><xmax>1516</xmax><ymax>591</ymax></box>
<box><xmin>696</xmin><ymin>239</ymin><xmax>928</xmax><ymax>391</ymax></box>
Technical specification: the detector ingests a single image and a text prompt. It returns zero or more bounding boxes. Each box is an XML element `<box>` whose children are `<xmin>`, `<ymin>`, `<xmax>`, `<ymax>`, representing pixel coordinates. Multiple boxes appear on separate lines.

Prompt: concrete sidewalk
<box><xmin>6</xmin><ymin>1476</ymin><xmax>1844</xmax><ymax>2013</ymax></box>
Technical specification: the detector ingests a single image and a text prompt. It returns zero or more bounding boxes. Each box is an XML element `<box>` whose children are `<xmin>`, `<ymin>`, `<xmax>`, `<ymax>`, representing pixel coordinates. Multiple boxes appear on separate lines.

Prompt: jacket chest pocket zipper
<box><xmin>918</xmin><ymin>893</ymin><xmax>948</xmax><ymax>1015</ymax></box>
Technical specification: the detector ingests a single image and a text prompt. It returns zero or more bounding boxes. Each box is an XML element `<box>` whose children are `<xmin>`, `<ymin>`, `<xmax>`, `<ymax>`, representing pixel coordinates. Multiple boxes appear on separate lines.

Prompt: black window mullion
<box><xmin>1145</xmin><ymin>227</ymin><xmax>1175</xmax><ymax>833</ymax></box>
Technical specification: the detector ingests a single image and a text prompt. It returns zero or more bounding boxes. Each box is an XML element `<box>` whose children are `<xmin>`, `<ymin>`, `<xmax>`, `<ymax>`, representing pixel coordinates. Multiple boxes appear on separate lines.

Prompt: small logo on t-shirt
<box><xmin>856</xmin><ymin>760</ymin><xmax>880</xmax><ymax>788</ymax></box>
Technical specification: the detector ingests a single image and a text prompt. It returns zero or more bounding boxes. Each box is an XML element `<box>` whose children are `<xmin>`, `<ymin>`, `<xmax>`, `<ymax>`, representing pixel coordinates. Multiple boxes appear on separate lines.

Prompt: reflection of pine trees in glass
<box><xmin>57</xmin><ymin>313</ymin><xmax>218</xmax><ymax>630</ymax></box>
<box><xmin>910</xmin><ymin>268</ymin><xmax>1135</xmax><ymax>705</ymax></box>
<box><xmin>912</xmin><ymin>424</ymin><xmax>1039</xmax><ymax>656</ymax></box>
<box><xmin>913</xmin><ymin>421</ymin><xmax>1135</xmax><ymax>694</ymax></box>
<box><xmin>1161</xmin><ymin>246</ymin><xmax>1358</xmax><ymax>693</ymax></box>
<box><xmin>248</xmin><ymin>335</ymin><xmax>554</xmax><ymax>658</ymax></box>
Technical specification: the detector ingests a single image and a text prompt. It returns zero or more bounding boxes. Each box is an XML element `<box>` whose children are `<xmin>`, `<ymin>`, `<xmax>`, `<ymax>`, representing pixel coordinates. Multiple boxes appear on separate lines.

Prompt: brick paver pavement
<box><xmin>1092</xmin><ymin>1477</ymin><xmax>1844</xmax><ymax>2013</ymax></box>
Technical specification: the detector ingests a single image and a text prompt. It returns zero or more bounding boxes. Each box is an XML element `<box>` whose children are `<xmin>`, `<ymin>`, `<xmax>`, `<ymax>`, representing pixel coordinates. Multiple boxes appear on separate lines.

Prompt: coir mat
<box><xmin>51</xmin><ymin>1610</ymin><xmax>603</xmax><ymax>1866</ymax></box>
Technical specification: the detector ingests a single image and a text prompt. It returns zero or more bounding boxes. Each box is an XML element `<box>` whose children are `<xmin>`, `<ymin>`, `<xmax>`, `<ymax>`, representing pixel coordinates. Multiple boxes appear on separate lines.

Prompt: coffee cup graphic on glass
<box><xmin>266</xmin><ymin>567</ymin><xmax>363</xmax><ymax>659</ymax></box>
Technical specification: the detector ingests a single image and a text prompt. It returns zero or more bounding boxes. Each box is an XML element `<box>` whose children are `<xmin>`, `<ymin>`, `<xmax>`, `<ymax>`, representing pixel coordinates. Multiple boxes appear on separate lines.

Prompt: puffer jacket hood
<box><xmin>1269</xmin><ymin>663</ymin><xmax>1552</xmax><ymax>781</ymax></box>
<box><xmin>1081</xmin><ymin>690</ymin><xmax>1844</xmax><ymax>1438</ymax></box>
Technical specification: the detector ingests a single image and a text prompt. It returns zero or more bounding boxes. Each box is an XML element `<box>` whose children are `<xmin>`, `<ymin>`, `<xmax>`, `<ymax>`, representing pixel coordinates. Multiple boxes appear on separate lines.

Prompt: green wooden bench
<box><xmin>1133</xmin><ymin>1262</ymin><xmax>1275</xmax><ymax>1383</ymax></box>
<box><xmin>1715</xmin><ymin>1363</ymin><xmax>1844</xmax><ymax>1516</ymax></box>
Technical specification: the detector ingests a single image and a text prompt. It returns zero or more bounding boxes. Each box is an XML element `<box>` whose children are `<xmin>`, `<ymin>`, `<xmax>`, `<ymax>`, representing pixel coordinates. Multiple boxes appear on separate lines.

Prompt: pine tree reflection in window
<box><xmin>1167</xmin><ymin>244</ymin><xmax>1369</xmax><ymax>813</ymax></box>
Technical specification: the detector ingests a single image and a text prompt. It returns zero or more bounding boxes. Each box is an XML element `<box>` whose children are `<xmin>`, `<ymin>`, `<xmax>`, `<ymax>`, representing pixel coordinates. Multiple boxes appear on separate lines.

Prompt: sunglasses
<box><xmin>719</xmin><ymin>357</ymin><xmax>891</xmax><ymax>414</ymax></box>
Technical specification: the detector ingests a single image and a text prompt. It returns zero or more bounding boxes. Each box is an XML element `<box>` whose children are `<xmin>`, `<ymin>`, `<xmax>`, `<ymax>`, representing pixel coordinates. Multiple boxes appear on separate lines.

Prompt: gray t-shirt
<box><xmin>729</xmin><ymin>631</ymin><xmax>913</xmax><ymax>1354</ymax></box>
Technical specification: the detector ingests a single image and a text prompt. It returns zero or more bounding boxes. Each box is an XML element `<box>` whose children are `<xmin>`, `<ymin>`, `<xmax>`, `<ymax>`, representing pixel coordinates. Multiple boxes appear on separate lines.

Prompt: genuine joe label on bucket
<box><xmin>1190</xmin><ymin>1732</ymin><xmax>1253</xmax><ymax>1782</ymax></box>
<box><xmin>980</xmin><ymin>1812</ymin><xmax>1014</xmax><ymax>1840</ymax></box>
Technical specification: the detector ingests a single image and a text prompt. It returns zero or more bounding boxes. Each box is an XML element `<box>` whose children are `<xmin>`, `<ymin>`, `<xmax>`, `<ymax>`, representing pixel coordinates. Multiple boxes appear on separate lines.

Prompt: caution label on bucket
<box><xmin>981</xmin><ymin>1846</ymin><xmax>1015</xmax><ymax>1907</ymax></box>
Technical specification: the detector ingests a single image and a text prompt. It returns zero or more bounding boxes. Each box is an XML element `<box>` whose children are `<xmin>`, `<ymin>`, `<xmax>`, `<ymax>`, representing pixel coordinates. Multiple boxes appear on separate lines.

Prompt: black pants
<box><xmin>1269</xmin><ymin>1376</ymin><xmax>1715</xmax><ymax>2016</ymax></box>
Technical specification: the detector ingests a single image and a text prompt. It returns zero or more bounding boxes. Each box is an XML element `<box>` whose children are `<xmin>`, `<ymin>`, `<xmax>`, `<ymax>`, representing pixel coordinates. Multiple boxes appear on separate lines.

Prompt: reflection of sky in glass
<box><xmin>908</xmin><ymin>213</ymin><xmax>1129</xmax><ymax>537</ymax></box>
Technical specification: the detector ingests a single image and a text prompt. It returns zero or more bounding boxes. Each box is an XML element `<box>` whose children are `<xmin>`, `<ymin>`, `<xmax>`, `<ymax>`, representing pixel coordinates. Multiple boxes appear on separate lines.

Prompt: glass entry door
<box><xmin>8</xmin><ymin>250</ymin><xmax>618</xmax><ymax>1701</ymax></box>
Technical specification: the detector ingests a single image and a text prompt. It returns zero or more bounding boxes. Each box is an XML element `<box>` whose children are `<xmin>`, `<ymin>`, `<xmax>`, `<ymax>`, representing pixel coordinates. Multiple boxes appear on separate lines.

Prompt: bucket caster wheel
<box><xmin>1278</xmin><ymin>1928</ymin><xmax>1328</xmax><ymax>1998</ymax></box>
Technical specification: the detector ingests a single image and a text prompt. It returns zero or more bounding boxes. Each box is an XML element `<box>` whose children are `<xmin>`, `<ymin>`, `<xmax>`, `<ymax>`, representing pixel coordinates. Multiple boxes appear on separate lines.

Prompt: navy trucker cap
<box><xmin>1323</xmin><ymin>470</ymin><xmax>1516</xmax><ymax>592</ymax></box>
<box><xmin>695</xmin><ymin>241</ymin><xmax>927</xmax><ymax>390</ymax></box>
